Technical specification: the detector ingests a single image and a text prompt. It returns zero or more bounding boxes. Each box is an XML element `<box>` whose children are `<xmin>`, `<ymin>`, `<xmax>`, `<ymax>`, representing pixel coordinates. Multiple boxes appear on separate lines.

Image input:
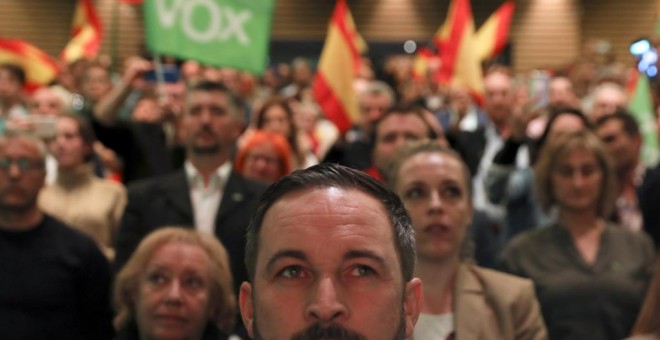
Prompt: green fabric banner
<box><xmin>143</xmin><ymin>0</ymin><xmax>275</xmax><ymax>75</ymax></box>
<box><xmin>628</xmin><ymin>73</ymin><xmax>660</xmax><ymax>166</ymax></box>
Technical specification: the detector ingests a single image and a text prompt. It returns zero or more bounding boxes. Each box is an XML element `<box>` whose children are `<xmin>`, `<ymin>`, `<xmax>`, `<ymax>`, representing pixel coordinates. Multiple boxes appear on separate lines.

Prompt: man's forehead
<box><xmin>258</xmin><ymin>187</ymin><xmax>400</xmax><ymax>268</ymax></box>
<box><xmin>378</xmin><ymin>113</ymin><xmax>427</xmax><ymax>134</ymax></box>
<box><xmin>261</xmin><ymin>187</ymin><xmax>392</xmax><ymax>235</ymax></box>
<box><xmin>0</xmin><ymin>138</ymin><xmax>41</xmax><ymax>156</ymax></box>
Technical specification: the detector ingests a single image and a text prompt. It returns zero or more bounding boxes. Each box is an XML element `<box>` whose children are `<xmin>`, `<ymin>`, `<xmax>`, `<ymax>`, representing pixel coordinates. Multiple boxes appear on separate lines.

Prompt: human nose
<box><xmin>428</xmin><ymin>190</ymin><xmax>443</xmax><ymax>213</ymax></box>
<box><xmin>305</xmin><ymin>276</ymin><xmax>348</xmax><ymax>323</ymax></box>
<box><xmin>163</xmin><ymin>281</ymin><xmax>183</xmax><ymax>305</ymax></box>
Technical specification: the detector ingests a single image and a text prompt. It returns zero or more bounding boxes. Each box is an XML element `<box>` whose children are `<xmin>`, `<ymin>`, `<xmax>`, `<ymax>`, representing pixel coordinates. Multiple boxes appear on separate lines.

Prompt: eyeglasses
<box><xmin>0</xmin><ymin>157</ymin><xmax>44</xmax><ymax>172</ymax></box>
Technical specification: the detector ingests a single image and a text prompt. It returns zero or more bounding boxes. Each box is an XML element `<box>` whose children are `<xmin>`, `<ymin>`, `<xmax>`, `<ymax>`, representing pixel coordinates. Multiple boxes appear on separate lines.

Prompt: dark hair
<box><xmin>594</xmin><ymin>109</ymin><xmax>640</xmax><ymax>137</ymax></box>
<box><xmin>59</xmin><ymin>114</ymin><xmax>97</xmax><ymax>162</ymax></box>
<box><xmin>372</xmin><ymin>104</ymin><xmax>438</xmax><ymax>143</ymax></box>
<box><xmin>255</xmin><ymin>97</ymin><xmax>301</xmax><ymax>163</ymax></box>
<box><xmin>0</xmin><ymin>63</ymin><xmax>26</xmax><ymax>86</ymax></box>
<box><xmin>186</xmin><ymin>80</ymin><xmax>241</xmax><ymax>121</ymax></box>
<box><xmin>245</xmin><ymin>163</ymin><xmax>417</xmax><ymax>282</ymax></box>
<box><xmin>531</xmin><ymin>107</ymin><xmax>591</xmax><ymax>164</ymax></box>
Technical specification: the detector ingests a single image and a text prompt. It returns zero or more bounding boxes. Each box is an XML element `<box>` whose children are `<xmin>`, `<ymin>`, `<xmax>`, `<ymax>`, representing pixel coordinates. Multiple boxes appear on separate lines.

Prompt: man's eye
<box><xmin>279</xmin><ymin>266</ymin><xmax>305</xmax><ymax>279</ymax></box>
<box><xmin>350</xmin><ymin>265</ymin><xmax>376</xmax><ymax>277</ymax></box>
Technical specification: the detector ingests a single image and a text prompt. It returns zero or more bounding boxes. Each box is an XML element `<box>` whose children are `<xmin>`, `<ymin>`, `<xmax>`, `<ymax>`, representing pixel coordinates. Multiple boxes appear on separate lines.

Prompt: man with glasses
<box><xmin>0</xmin><ymin>134</ymin><xmax>114</xmax><ymax>339</ymax></box>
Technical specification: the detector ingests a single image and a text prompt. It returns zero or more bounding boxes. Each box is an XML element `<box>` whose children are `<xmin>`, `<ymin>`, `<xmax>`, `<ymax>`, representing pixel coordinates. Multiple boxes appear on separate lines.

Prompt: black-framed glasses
<box><xmin>0</xmin><ymin>158</ymin><xmax>44</xmax><ymax>172</ymax></box>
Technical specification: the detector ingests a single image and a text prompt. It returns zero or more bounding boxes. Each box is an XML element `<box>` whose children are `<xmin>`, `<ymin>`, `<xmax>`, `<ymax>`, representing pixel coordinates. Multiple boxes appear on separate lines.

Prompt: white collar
<box><xmin>184</xmin><ymin>161</ymin><xmax>232</xmax><ymax>190</ymax></box>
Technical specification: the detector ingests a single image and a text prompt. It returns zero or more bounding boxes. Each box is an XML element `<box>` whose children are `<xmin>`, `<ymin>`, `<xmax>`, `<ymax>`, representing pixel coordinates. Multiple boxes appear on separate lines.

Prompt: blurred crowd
<box><xmin>1</xmin><ymin>39</ymin><xmax>660</xmax><ymax>339</ymax></box>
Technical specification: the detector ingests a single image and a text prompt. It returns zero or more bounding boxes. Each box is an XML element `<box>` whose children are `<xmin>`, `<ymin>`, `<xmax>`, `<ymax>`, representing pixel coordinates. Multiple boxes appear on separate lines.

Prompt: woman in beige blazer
<box><xmin>387</xmin><ymin>140</ymin><xmax>547</xmax><ymax>340</ymax></box>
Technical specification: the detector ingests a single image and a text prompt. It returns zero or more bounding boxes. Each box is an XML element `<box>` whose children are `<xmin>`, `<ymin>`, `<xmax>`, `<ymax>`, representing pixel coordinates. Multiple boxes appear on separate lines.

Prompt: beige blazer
<box><xmin>453</xmin><ymin>263</ymin><xmax>547</xmax><ymax>340</ymax></box>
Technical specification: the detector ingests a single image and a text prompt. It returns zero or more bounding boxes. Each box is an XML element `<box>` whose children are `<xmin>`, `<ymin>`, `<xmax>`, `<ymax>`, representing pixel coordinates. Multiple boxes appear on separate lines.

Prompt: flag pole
<box><xmin>152</xmin><ymin>54</ymin><xmax>167</xmax><ymax>106</ymax></box>
<box><xmin>110</xmin><ymin>0</ymin><xmax>120</xmax><ymax>73</ymax></box>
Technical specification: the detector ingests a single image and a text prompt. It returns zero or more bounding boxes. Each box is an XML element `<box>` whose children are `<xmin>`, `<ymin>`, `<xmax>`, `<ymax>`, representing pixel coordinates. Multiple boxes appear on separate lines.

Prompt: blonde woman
<box><xmin>500</xmin><ymin>131</ymin><xmax>655</xmax><ymax>339</ymax></box>
<box><xmin>388</xmin><ymin>140</ymin><xmax>547</xmax><ymax>340</ymax></box>
<box><xmin>114</xmin><ymin>227</ymin><xmax>236</xmax><ymax>340</ymax></box>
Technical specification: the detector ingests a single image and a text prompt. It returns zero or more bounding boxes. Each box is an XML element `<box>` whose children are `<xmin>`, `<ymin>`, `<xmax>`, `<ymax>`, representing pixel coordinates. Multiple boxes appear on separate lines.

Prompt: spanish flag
<box><xmin>61</xmin><ymin>0</ymin><xmax>103</xmax><ymax>63</ymax></box>
<box><xmin>474</xmin><ymin>1</ymin><xmax>515</xmax><ymax>61</ymax></box>
<box><xmin>313</xmin><ymin>0</ymin><xmax>367</xmax><ymax>134</ymax></box>
<box><xmin>0</xmin><ymin>38</ymin><xmax>59</xmax><ymax>93</ymax></box>
<box><xmin>434</xmin><ymin>0</ymin><xmax>483</xmax><ymax>98</ymax></box>
<box><xmin>412</xmin><ymin>47</ymin><xmax>434</xmax><ymax>81</ymax></box>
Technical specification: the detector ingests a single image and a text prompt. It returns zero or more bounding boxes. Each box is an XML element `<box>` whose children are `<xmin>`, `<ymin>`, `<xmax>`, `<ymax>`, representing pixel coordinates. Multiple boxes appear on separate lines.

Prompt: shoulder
<box><xmin>227</xmin><ymin>171</ymin><xmax>268</xmax><ymax>197</ymax></box>
<box><xmin>468</xmin><ymin>265</ymin><xmax>535</xmax><ymax>299</ymax></box>
<box><xmin>503</xmin><ymin>224</ymin><xmax>556</xmax><ymax>254</ymax></box>
<box><xmin>604</xmin><ymin>223</ymin><xmax>655</xmax><ymax>253</ymax></box>
<box><xmin>42</xmin><ymin>215</ymin><xmax>105</xmax><ymax>256</ymax></box>
<box><xmin>92</xmin><ymin>177</ymin><xmax>127</xmax><ymax>195</ymax></box>
<box><xmin>127</xmin><ymin>171</ymin><xmax>184</xmax><ymax>195</ymax></box>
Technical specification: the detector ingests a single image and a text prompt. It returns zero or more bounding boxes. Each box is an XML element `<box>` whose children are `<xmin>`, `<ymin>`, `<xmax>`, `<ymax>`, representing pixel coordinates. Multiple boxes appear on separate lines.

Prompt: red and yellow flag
<box><xmin>312</xmin><ymin>0</ymin><xmax>367</xmax><ymax>134</ymax></box>
<box><xmin>0</xmin><ymin>38</ymin><xmax>59</xmax><ymax>93</ymax></box>
<box><xmin>61</xmin><ymin>0</ymin><xmax>103</xmax><ymax>63</ymax></box>
<box><xmin>412</xmin><ymin>47</ymin><xmax>434</xmax><ymax>81</ymax></box>
<box><xmin>433</xmin><ymin>0</ymin><xmax>483</xmax><ymax>98</ymax></box>
<box><xmin>474</xmin><ymin>1</ymin><xmax>515</xmax><ymax>61</ymax></box>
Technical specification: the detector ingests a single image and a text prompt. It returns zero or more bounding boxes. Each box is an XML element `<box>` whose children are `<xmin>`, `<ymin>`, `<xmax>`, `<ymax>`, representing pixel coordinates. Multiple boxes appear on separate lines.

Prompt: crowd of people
<box><xmin>0</xmin><ymin>43</ymin><xmax>659</xmax><ymax>339</ymax></box>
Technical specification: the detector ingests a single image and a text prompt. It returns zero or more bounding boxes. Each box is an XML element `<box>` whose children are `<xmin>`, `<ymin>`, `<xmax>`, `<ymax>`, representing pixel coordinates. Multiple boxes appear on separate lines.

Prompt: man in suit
<box><xmin>114</xmin><ymin>81</ymin><xmax>267</xmax><ymax>295</ymax></box>
<box><xmin>595</xmin><ymin>111</ymin><xmax>660</xmax><ymax>246</ymax></box>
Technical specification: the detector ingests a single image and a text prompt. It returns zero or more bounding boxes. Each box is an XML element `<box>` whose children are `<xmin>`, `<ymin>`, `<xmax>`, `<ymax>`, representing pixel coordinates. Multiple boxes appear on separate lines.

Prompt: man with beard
<box><xmin>0</xmin><ymin>134</ymin><xmax>113</xmax><ymax>339</ymax></box>
<box><xmin>239</xmin><ymin>163</ymin><xmax>422</xmax><ymax>339</ymax></box>
<box><xmin>114</xmin><ymin>82</ymin><xmax>267</xmax><ymax>317</ymax></box>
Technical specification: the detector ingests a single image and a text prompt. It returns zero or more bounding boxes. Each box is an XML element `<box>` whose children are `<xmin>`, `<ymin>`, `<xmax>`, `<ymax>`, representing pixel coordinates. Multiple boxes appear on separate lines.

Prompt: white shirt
<box><xmin>473</xmin><ymin>123</ymin><xmax>529</xmax><ymax>226</ymax></box>
<box><xmin>185</xmin><ymin>161</ymin><xmax>232</xmax><ymax>235</ymax></box>
<box><xmin>414</xmin><ymin>313</ymin><xmax>455</xmax><ymax>340</ymax></box>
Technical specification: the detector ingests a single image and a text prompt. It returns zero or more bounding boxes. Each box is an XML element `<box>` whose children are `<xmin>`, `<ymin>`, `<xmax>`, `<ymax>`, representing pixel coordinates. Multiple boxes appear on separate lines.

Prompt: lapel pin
<box><xmin>232</xmin><ymin>193</ymin><xmax>244</xmax><ymax>202</ymax></box>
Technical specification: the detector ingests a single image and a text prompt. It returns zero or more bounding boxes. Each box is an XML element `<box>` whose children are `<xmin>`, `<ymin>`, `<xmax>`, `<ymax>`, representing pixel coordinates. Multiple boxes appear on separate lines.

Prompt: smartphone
<box><xmin>30</xmin><ymin>115</ymin><xmax>57</xmax><ymax>139</ymax></box>
<box><xmin>144</xmin><ymin>65</ymin><xmax>180</xmax><ymax>83</ymax></box>
<box><xmin>528</xmin><ymin>70</ymin><xmax>550</xmax><ymax>109</ymax></box>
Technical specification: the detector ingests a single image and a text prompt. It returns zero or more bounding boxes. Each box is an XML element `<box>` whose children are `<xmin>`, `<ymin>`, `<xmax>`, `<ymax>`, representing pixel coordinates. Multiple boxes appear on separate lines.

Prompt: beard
<box><xmin>251</xmin><ymin>308</ymin><xmax>407</xmax><ymax>340</ymax></box>
<box><xmin>192</xmin><ymin>144</ymin><xmax>221</xmax><ymax>155</ymax></box>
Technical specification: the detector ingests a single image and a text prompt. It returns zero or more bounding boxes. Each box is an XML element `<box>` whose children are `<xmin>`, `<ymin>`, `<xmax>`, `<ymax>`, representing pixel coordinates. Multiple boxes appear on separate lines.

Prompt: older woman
<box><xmin>38</xmin><ymin>114</ymin><xmax>126</xmax><ymax>259</ymax></box>
<box><xmin>114</xmin><ymin>227</ymin><xmax>236</xmax><ymax>340</ymax></box>
<box><xmin>387</xmin><ymin>140</ymin><xmax>547</xmax><ymax>340</ymax></box>
<box><xmin>234</xmin><ymin>130</ymin><xmax>292</xmax><ymax>184</ymax></box>
<box><xmin>500</xmin><ymin>130</ymin><xmax>655</xmax><ymax>340</ymax></box>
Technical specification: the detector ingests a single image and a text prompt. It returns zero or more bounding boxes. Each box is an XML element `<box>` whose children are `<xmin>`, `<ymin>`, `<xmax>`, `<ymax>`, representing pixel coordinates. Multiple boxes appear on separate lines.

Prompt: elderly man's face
<box><xmin>0</xmin><ymin>138</ymin><xmax>45</xmax><ymax>212</ymax></box>
<box><xmin>239</xmin><ymin>187</ymin><xmax>421</xmax><ymax>340</ymax></box>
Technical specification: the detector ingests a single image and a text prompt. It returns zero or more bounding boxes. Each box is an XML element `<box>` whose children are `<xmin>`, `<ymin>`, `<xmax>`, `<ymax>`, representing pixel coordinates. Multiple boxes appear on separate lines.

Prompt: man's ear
<box><xmin>403</xmin><ymin>278</ymin><xmax>423</xmax><ymax>338</ymax></box>
<box><xmin>239</xmin><ymin>281</ymin><xmax>255</xmax><ymax>338</ymax></box>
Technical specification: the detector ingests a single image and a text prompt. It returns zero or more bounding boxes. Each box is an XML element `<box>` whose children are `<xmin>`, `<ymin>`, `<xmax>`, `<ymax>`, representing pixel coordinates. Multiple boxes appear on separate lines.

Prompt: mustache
<box><xmin>290</xmin><ymin>323</ymin><xmax>367</xmax><ymax>340</ymax></box>
<box><xmin>196</xmin><ymin>125</ymin><xmax>215</xmax><ymax>135</ymax></box>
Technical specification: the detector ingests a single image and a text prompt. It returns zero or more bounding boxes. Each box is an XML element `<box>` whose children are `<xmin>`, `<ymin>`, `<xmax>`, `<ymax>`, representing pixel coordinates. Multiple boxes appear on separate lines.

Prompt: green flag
<box><xmin>143</xmin><ymin>0</ymin><xmax>275</xmax><ymax>75</ymax></box>
<box><xmin>628</xmin><ymin>73</ymin><xmax>660</xmax><ymax>166</ymax></box>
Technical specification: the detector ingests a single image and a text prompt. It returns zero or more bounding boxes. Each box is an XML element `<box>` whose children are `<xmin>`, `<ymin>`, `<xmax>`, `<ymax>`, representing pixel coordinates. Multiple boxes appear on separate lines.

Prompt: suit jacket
<box><xmin>453</xmin><ymin>263</ymin><xmax>547</xmax><ymax>340</ymax></box>
<box><xmin>639</xmin><ymin>164</ymin><xmax>660</xmax><ymax>247</ymax></box>
<box><xmin>114</xmin><ymin>169</ymin><xmax>267</xmax><ymax>293</ymax></box>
